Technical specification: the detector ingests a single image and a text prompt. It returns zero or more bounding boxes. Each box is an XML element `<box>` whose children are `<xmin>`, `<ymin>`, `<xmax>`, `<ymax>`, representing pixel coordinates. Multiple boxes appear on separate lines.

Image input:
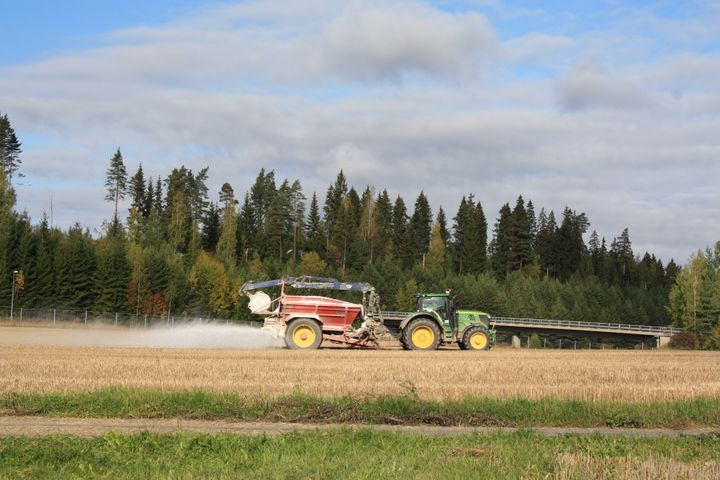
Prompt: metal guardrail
<box><xmin>490</xmin><ymin>316</ymin><xmax>681</xmax><ymax>336</ymax></box>
<box><xmin>380</xmin><ymin>311</ymin><xmax>411</xmax><ymax>320</ymax></box>
<box><xmin>380</xmin><ymin>311</ymin><xmax>681</xmax><ymax>336</ymax></box>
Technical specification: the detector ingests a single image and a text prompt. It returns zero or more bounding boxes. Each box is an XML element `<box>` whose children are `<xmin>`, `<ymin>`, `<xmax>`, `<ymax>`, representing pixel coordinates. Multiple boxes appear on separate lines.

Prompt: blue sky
<box><xmin>0</xmin><ymin>0</ymin><xmax>718</xmax><ymax>262</ymax></box>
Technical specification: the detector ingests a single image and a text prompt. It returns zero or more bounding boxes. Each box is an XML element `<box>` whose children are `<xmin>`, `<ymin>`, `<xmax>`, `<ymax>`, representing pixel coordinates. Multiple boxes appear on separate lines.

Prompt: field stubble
<box><xmin>2</xmin><ymin>343</ymin><xmax>719</xmax><ymax>402</ymax></box>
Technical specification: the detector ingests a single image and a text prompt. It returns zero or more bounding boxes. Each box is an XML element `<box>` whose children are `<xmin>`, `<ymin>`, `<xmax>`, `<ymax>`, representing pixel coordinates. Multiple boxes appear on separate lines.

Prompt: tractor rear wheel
<box><xmin>461</xmin><ymin>326</ymin><xmax>490</xmax><ymax>351</ymax></box>
<box><xmin>285</xmin><ymin>319</ymin><xmax>323</xmax><ymax>350</ymax></box>
<box><xmin>402</xmin><ymin>317</ymin><xmax>441</xmax><ymax>350</ymax></box>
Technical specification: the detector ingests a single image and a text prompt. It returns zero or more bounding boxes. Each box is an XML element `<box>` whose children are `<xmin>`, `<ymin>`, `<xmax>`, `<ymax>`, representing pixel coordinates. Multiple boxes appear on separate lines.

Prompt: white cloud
<box><xmin>557</xmin><ymin>59</ymin><xmax>650</xmax><ymax>110</ymax></box>
<box><xmin>320</xmin><ymin>3</ymin><xmax>496</xmax><ymax>81</ymax></box>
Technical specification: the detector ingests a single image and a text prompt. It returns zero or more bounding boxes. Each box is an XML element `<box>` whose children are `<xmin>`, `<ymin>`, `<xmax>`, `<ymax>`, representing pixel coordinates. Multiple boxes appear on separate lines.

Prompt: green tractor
<box><xmin>397</xmin><ymin>293</ymin><xmax>495</xmax><ymax>351</ymax></box>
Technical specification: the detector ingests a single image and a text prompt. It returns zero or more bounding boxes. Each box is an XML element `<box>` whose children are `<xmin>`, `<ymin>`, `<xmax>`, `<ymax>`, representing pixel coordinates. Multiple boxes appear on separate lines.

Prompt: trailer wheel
<box><xmin>461</xmin><ymin>326</ymin><xmax>490</xmax><ymax>351</ymax></box>
<box><xmin>402</xmin><ymin>318</ymin><xmax>441</xmax><ymax>350</ymax></box>
<box><xmin>285</xmin><ymin>319</ymin><xmax>323</xmax><ymax>350</ymax></box>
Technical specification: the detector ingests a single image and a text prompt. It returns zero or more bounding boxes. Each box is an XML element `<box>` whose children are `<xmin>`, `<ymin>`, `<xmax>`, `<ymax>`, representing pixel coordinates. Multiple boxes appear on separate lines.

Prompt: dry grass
<box><xmin>2</xmin><ymin>343</ymin><xmax>719</xmax><ymax>401</ymax></box>
<box><xmin>555</xmin><ymin>453</ymin><xmax>720</xmax><ymax>480</ymax></box>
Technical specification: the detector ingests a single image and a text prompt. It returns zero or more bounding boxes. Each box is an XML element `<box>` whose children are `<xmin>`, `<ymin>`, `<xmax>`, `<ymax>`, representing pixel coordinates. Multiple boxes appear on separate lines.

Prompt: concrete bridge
<box><xmin>380</xmin><ymin>312</ymin><xmax>681</xmax><ymax>348</ymax></box>
<box><xmin>489</xmin><ymin>316</ymin><xmax>681</xmax><ymax>348</ymax></box>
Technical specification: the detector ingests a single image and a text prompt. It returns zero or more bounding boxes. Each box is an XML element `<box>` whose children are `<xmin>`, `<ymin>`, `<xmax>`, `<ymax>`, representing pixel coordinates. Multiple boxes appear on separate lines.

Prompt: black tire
<box><xmin>401</xmin><ymin>317</ymin><xmax>441</xmax><ymax>351</ymax></box>
<box><xmin>285</xmin><ymin>318</ymin><xmax>323</xmax><ymax>350</ymax></box>
<box><xmin>458</xmin><ymin>341</ymin><xmax>468</xmax><ymax>350</ymax></box>
<box><xmin>461</xmin><ymin>326</ymin><xmax>490</xmax><ymax>351</ymax></box>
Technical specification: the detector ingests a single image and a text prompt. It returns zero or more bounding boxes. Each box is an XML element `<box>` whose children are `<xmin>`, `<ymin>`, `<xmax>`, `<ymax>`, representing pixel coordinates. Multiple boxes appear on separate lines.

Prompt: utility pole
<box><xmin>10</xmin><ymin>270</ymin><xmax>18</xmax><ymax>321</ymax></box>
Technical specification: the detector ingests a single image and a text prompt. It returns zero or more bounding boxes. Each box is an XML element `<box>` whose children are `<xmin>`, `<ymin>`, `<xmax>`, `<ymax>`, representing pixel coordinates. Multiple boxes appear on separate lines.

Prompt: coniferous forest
<box><xmin>1</xmin><ymin>112</ymin><xmax>719</xmax><ymax>347</ymax></box>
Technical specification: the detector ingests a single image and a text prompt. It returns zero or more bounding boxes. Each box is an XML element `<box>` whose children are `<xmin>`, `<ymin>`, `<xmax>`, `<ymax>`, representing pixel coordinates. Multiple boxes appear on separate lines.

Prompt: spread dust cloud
<box><xmin>0</xmin><ymin>323</ymin><xmax>282</xmax><ymax>349</ymax></box>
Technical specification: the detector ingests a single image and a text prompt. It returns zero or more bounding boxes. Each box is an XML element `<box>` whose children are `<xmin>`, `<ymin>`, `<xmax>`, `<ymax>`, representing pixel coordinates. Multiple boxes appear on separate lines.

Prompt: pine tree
<box><xmin>359</xmin><ymin>187</ymin><xmax>379</xmax><ymax>263</ymax></box>
<box><xmin>288</xmin><ymin>180</ymin><xmax>306</xmax><ymax>262</ymax></box>
<box><xmin>104</xmin><ymin>148</ymin><xmax>128</xmax><ymax>223</ymax></box>
<box><xmin>237</xmin><ymin>193</ymin><xmax>256</xmax><ymax>263</ymax></box>
<box><xmin>0</xmin><ymin>113</ymin><xmax>23</xmax><ymax>181</ymax></box>
<box><xmin>216</xmin><ymin>184</ymin><xmax>238</xmax><ymax>268</ymax></box>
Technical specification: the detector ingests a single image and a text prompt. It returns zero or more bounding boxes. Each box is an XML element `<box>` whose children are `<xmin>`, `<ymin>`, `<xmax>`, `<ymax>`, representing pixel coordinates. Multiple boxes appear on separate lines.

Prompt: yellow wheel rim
<box><xmin>293</xmin><ymin>325</ymin><xmax>316</xmax><ymax>348</ymax></box>
<box><xmin>411</xmin><ymin>326</ymin><xmax>435</xmax><ymax>349</ymax></box>
<box><xmin>470</xmin><ymin>331</ymin><xmax>488</xmax><ymax>349</ymax></box>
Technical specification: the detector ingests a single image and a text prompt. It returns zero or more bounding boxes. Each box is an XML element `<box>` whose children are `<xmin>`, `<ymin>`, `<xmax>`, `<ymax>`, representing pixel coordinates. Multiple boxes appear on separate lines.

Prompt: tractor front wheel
<box><xmin>402</xmin><ymin>318</ymin><xmax>441</xmax><ymax>351</ymax></box>
<box><xmin>285</xmin><ymin>319</ymin><xmax>323</xmax><ymax>350</ymax></box>
<box><xmin>461</xmin><ymin>326</ymin><xmax>490</xmax><ymax>351</ymax></box>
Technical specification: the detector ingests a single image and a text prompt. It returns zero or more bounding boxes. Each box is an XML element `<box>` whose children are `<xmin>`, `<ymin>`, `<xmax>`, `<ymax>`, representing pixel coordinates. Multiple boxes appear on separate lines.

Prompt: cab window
<box><xmin>418</xmin><ymin>296</ymin><xmax>448</xmax><ymax>317</ymax></box>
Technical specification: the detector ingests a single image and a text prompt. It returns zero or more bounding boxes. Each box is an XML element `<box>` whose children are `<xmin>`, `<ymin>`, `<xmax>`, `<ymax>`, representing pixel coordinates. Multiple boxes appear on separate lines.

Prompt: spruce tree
<box><xmin>129</xmin><ymin>164</ymin><xmax>146</xmax><ymax>217</ymax></box>
<box><xmin>408</xmin><ymin>191</ymin><xmax>432</xmax><ymax>265</ymax></box>
<box><xmin>535</xmin><ymin>209</ymin><xmax>558</xmax><ymax>277</ymax></box>
<box><xmin>436</xmin><ymin>207</ymin><xmax>449</xmax><ymax>246</ymax></box>
<box><xmin>201</xmin><ymin>203</ymin><xmax>221</xmax><ymax>252</ymax></box>
<box><xmin>454</xmin><ymin>195</ymin><xmax>488</xmax><ymax>275</ymax></box>
<box><xmin>143</xmin><ymin>178</ymin><xmax>154</xmax><ymax>219</ymax></box>
<box><xmin>510</xmin><ymin>196</ymin><xmax>533</xmax><ymax>270</ymax></box>
<box><xmin>554</xmin><ymin>207</ymin><xmax>589</xmax><ymax>280</ymax></box>
<box><xmin>391</xmin><ymin>196</ymin><xmax>410</xmax><ymax>267</ymax></box>
<box><xmin>55</xmin><ymin>225</ymin><xmax>97</xmax><ymax>309</ymax></box>
<box><xmin>332</xmin><ymin>196</ymin><xmax>359</xmax><ymax>274</ymax></box>
<box><xmin>305</xmin><ymin>193</ymin><xmax>324</xmax><ymax>254</ymax></box>
<box><xmin>323</xmin><ymin>170</ymin><xmax>348</xmax><ymax>231</ymax></box>
<box><xmin>94</xmin><ymin>235</ymin><xmax>131</xmax><ymax>314</ymax></box>
<box><xmin>491</xmin><ymin>203</ymin><xmax>513</xmax><ymax>278</ymax></box>
<box><xmin>373</xmin><ymin>189</ymin><xmax>393</xmax><ymax>259</ymax></box>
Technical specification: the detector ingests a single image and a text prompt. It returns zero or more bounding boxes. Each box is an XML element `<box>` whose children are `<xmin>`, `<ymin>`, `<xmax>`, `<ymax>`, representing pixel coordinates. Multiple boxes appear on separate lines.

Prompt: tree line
<box><xmin>1</xmin><ymin>112</ymin><xmax>718</xmax><ymax>346</ymax></box>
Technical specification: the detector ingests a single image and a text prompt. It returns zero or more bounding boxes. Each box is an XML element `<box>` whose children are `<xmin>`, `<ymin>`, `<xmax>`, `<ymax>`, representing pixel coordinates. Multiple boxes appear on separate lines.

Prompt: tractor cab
<box><xmin>416</xmin><ymin>293</ymin><xmax>457</xmax><ymax>335</ymax></box>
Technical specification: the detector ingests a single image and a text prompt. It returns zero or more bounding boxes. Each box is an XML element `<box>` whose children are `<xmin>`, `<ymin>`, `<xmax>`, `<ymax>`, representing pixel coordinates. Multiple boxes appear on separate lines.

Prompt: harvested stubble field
<box><xmin>2</xmin><ymin>343</ymin><xmax>719</xmax><ymax>402</ymax></box>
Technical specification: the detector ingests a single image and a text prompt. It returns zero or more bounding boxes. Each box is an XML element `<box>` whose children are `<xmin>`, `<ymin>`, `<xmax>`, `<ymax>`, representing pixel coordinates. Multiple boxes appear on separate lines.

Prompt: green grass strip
<box><xmin>1</xmin><ymin>430</ymin><xmax>719</xmax><ymax>479</ymax></box>
<box><xmin>1</xmin><ymin>388</ymin><xmax>719</xmax><ymax>428</ymax></box>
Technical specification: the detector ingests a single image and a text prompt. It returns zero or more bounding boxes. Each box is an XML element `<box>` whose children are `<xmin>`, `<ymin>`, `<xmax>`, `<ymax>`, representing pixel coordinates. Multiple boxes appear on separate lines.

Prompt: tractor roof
<box><xmin>416</xmin><ymin>293</ymin><xmax>451</xmax><ymax>297</ymax></box>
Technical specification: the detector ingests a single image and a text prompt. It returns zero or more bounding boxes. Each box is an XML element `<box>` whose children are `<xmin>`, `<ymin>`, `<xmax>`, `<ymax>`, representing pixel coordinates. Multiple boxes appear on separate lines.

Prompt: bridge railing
<box><xmin>489</xmin><ymin>316</ymin><xmax>681</xmax><ymax>335</ymax></box>
<box><xmin>378</xmin><ymin>311</ymin><xmax>681</xmax><ymax>336</ymax></box>
<box><xmin>380</xmin><ymin>311</ymin><xmax>411</xmax><ymax>320</ymax></box>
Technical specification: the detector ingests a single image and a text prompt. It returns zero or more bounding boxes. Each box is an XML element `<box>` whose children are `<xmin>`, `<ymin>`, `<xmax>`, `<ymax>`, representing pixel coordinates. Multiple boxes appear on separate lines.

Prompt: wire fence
<box><xmin>0</xmin><ymin>306</ymin><xmax>260</xmax><ymax>329</ymax></box>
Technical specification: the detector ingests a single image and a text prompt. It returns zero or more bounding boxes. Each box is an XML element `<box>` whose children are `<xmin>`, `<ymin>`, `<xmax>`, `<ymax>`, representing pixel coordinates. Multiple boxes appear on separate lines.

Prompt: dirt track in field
<box><xmin>1</xmin><ymin>416</ymin><xmax>717</xmax><ymax>438</ymax></box>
